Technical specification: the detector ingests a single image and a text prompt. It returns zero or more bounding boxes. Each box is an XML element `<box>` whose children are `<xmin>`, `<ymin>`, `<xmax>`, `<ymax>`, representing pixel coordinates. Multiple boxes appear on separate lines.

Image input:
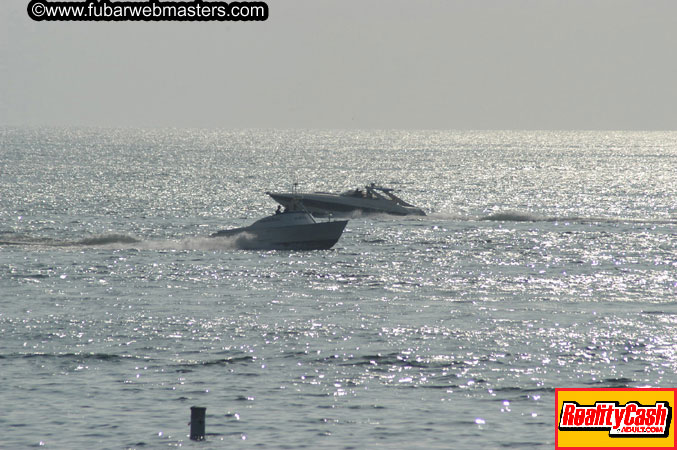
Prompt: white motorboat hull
<box><xmin>267</xmin><ymin>192</ymin><xmax>426</xmax><ymax>217</ymax></box>
<box><xmin>212</xmin><ymin>217</ymin><xmax>347</xmax><ymax>250</ymax></box>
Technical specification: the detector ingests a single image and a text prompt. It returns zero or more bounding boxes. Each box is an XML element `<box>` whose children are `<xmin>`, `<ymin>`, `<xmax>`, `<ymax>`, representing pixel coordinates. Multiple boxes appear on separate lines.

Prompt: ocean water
<box><xmin>1</xmin><ymin>128</ymin><xmax>676</xmax><ymax>449</ymax></box>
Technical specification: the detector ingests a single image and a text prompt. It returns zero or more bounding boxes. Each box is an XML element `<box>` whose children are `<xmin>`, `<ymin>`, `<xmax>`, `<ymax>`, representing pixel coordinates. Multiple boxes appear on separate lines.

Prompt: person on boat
<box><xmin>275</xmin><ymin>205</ymin><xmax>282</xmax><ymax>214</ymax></box>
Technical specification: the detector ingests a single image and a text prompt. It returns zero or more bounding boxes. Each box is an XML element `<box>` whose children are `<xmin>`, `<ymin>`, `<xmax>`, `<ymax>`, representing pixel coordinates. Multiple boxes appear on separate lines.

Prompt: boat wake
<box><xmin>479</xmin><ymin>211</ymin><xmax>677</xmax><ymax>225</ymax></box>
<box><xmin>480</xmin><ymin>210</ymin><xmax>548</xmax><ymax>222</ymax></box>
<box><xmin>425</xmin><ymin>212</ymin><xmax>472</xmax><ymax>221</ymax></box>
<box><xmin>0</xmin><ymin>233</ymin><xmax>256</xmax><ymax>251</ymax></box>
<box><xmin>75</xmin><ymin>234</ymin><xmax>141</xmax><ymax>246</ymax></box>
<box><xmin>429</xmin><ymin>210</ymin><xmax>677</xmax><ymax>225</ymax></box>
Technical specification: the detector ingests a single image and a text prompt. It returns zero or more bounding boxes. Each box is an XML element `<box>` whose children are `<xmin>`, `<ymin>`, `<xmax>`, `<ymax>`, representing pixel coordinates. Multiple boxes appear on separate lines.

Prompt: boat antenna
<box><xmin>289</xmin><ymin>180</ymin><xmax>315</xmax><ymax>219</ymax></box>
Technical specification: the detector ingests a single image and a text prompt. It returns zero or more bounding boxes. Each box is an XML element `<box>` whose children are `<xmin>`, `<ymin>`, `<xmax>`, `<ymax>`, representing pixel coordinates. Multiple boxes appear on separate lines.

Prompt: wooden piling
<box><xmin>190</xmin><ymin>406</ymin><xmax>206</xmax><ymax>441</ymax></box>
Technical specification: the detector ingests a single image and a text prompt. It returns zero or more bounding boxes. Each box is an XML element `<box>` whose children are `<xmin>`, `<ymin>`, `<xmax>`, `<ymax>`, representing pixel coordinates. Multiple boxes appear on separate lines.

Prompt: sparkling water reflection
<box><xmin>1</xmin><ymin>128</ymin><xmax>676</xmax><ymax>448</ymax></box>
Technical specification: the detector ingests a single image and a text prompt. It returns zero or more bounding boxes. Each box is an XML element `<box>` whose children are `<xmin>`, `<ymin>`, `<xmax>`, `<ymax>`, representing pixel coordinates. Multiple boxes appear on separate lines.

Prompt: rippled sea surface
<box><xmin>1</xmin><ymin>128</ymin><xmax>676</xmax><ymax>449</ymax></box>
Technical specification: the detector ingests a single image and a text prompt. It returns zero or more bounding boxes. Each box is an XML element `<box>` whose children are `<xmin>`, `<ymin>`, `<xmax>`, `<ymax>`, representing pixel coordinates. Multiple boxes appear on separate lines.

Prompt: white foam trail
<box><xmin>426</xmin><ymin>212</ymin><xmax>469</xmax><ymax>221</ymax></box>
<box><xmin>0</xmin><ymin>232</ymin><xmax>265</xmax><ymax>251</ymax></box>
<box><xmin>82</xmin><ymin>233</ymin><xmax>257</xmax><ymax>251</ymax></box>
<box><xmin>117</xmin><ymin>234</ymin><xmax>254</xmax><ymax>251</ymax></box>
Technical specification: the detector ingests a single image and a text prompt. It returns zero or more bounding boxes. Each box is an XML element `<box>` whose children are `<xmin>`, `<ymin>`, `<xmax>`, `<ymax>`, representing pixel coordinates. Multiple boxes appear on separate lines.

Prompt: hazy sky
<box><xmin>1</xmin><ymin>0</ymin><xmax>676</xmax><ymax>129</ymax></box>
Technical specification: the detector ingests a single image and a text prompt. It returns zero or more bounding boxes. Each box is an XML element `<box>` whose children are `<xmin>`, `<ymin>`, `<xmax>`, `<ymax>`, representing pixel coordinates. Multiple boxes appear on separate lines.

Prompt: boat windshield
<box><xmin>340</xmin><ymin>189</ymin><xmax>366</xmax><ymax>198</ymax></box>
<box><xmin>339</xmin><ymin>187</ymin><xmax>383</xmax><ymax>199</ymax></box>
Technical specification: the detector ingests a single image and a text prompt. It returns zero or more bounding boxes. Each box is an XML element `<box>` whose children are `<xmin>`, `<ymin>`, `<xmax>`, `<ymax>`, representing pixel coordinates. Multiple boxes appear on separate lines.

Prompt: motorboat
<box><xmin>211</xmin><ymin>210</ymin><xmax>347</xmax><ymax>250</ymax></box>
<box><xmin>267</xmin><ymin>183</ymin><xmax>426</xmax><ymax>217</ymax></box>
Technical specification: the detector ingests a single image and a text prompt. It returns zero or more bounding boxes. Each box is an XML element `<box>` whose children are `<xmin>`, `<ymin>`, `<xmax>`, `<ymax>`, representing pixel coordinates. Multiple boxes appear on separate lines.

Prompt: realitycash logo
<box><xmin>559</xmin><ymin>401</ymin><xmax>671</xmax><ymax>437</ymax></box>
<box><xmin>555</xmin><ymin>388</ymin><xmax>677</xmax><ymax>449</ymax></box>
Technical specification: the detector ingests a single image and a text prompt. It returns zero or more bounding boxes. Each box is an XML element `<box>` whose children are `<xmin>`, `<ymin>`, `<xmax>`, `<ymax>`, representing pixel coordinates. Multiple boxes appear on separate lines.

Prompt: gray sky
<box><xmin>1</xmin><ymin>0</ymin><xmax>676</xmax><ymax>129</ymax></box>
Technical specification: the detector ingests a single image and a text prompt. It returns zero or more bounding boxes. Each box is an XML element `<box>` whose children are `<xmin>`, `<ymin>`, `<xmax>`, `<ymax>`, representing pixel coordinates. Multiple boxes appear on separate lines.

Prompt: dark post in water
<box><xmin>190</xmin><ymin>406</ymin><xmax>206</xmax><ymax>441</ymax></box>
